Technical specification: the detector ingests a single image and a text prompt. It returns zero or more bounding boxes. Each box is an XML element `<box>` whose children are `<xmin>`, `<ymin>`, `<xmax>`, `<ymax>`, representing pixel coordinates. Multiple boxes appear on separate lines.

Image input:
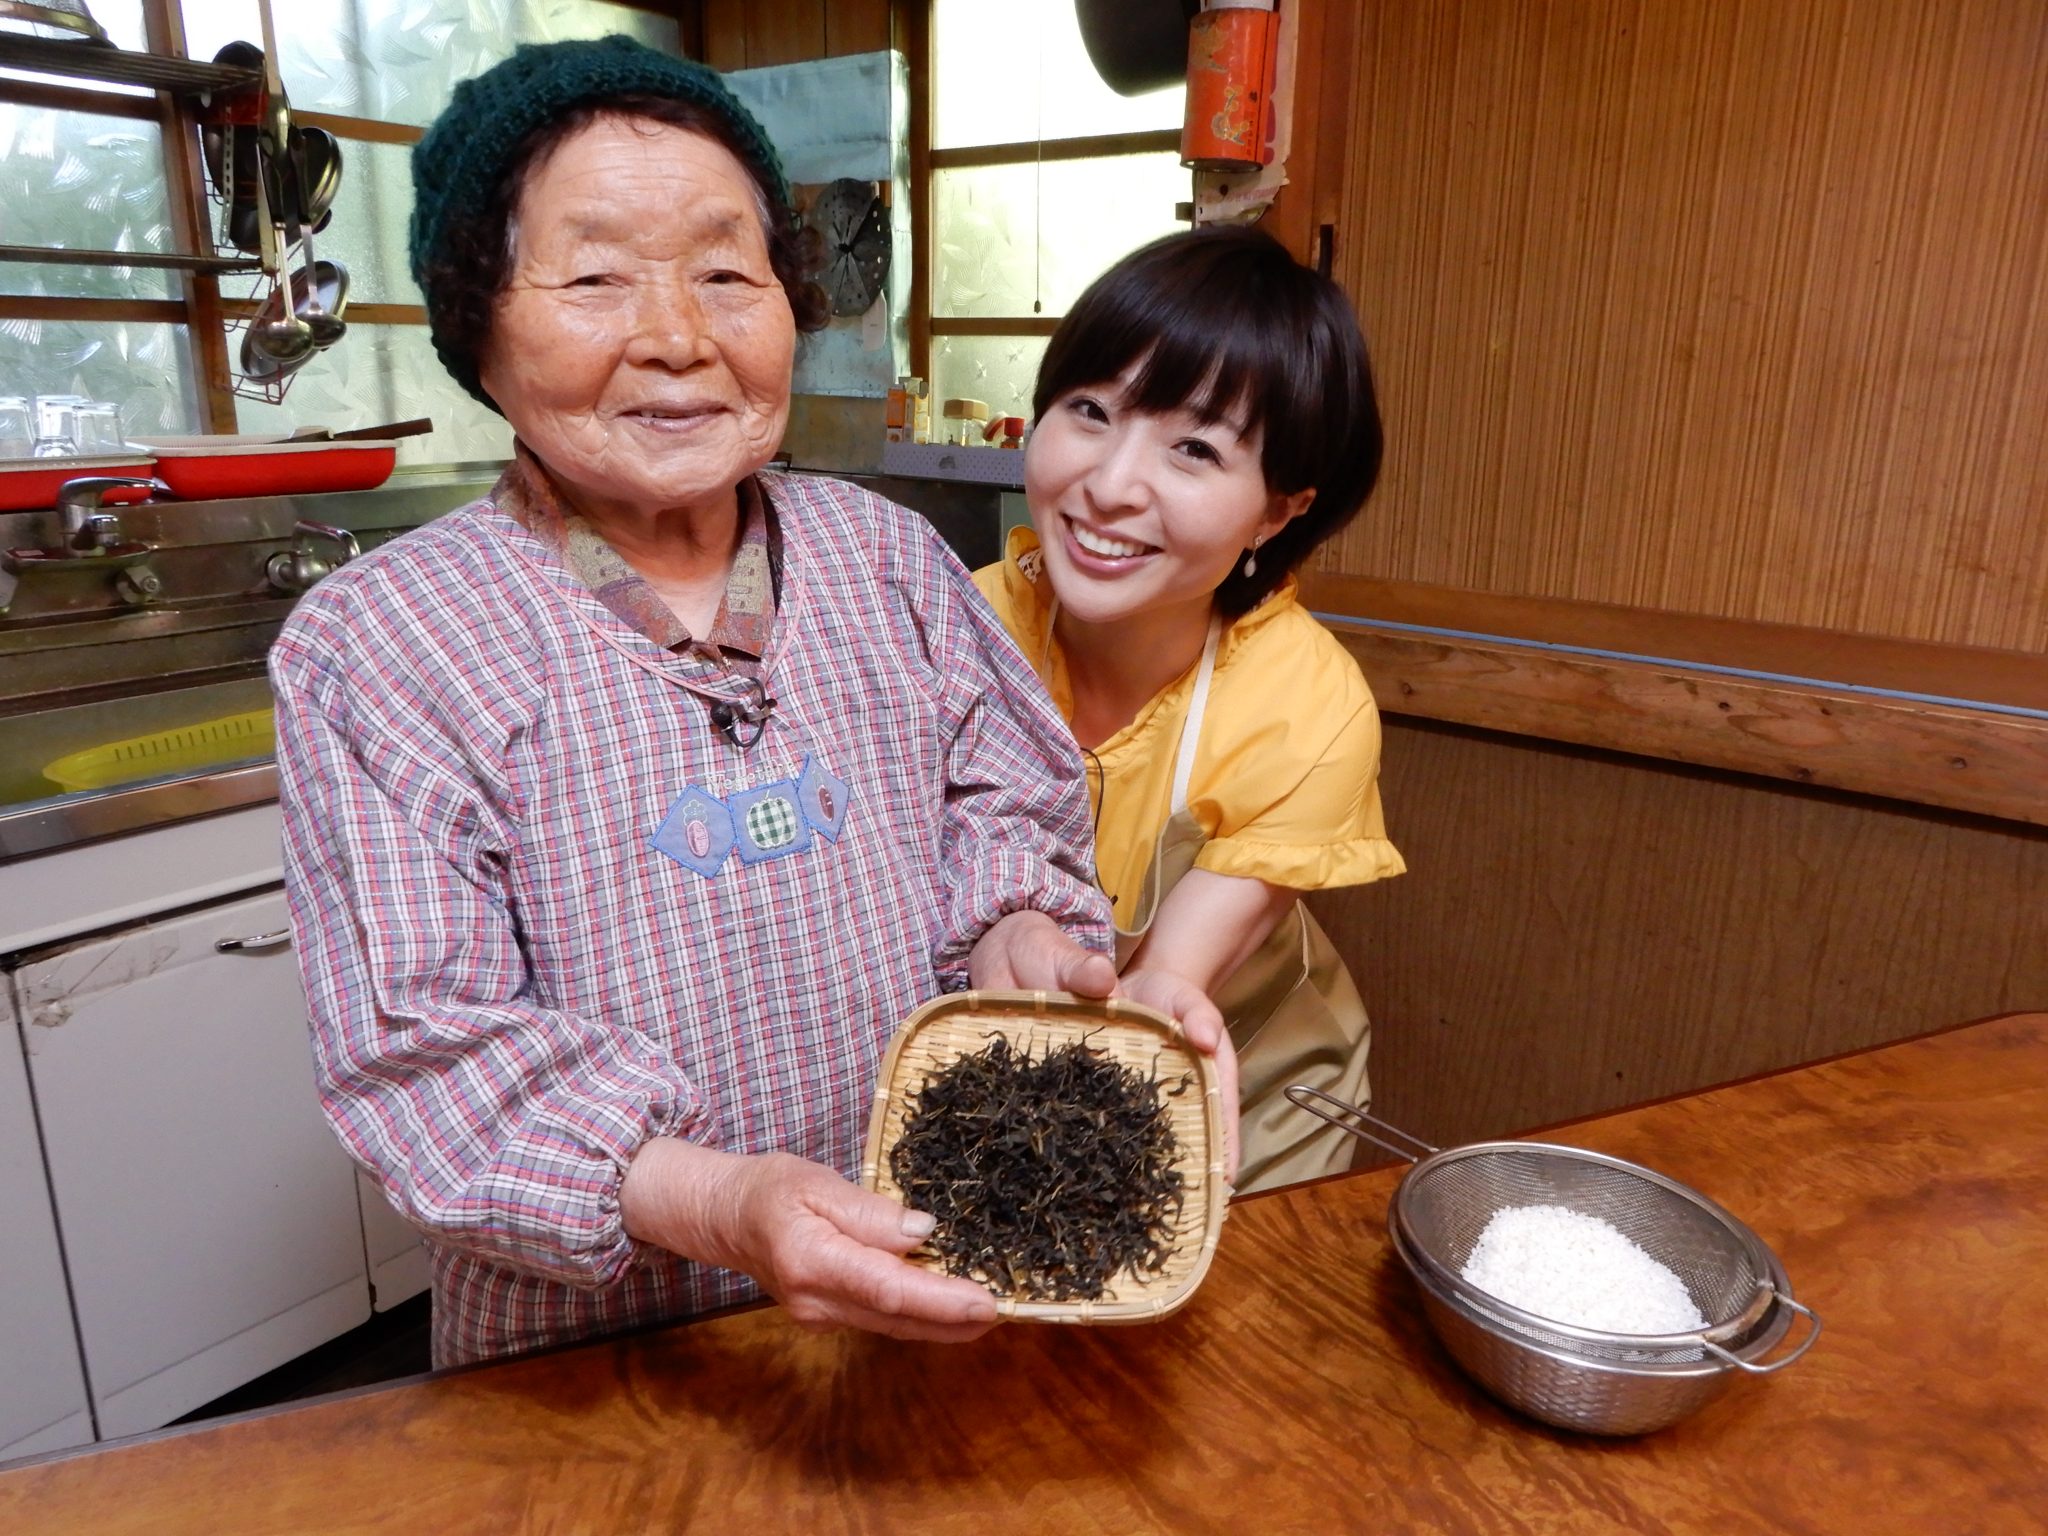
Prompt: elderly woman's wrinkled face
<box><xmin>479</xmin><ymin>116</ymin><xmax>796</xmax><ymax>523</ymax></box>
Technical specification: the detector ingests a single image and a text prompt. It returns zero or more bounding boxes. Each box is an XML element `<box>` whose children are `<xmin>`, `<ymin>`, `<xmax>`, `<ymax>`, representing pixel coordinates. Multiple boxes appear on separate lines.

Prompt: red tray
<box><xmin>132</xmin><ymin>435</ymin><xmax>399</xmax><ymax>500</ymax></box>
<box><xmin>0</xmin><ymin>455</ymin><xmax>160</xmax><ymax>513</ymax></box>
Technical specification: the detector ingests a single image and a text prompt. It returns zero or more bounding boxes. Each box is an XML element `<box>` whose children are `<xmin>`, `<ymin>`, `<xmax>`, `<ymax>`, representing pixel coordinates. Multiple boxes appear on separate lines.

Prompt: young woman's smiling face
<box><xmin>1023</xmin><ymin>366</ymin><xmax>1313</xmax><ymax>630</ymax></box>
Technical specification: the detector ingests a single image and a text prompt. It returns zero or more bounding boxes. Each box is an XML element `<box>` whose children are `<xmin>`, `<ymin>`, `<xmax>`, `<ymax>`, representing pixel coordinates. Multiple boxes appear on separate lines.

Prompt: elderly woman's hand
<box><xmin>621</xmin><ymin>1138</ymin><xmax>999</xmax><ymax>1340</ymax></box>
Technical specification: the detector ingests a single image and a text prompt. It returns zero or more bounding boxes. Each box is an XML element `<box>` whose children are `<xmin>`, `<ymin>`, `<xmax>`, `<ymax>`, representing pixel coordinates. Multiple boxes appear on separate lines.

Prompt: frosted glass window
<box><xmin>933</xmin><ymin>0</ymin><xmax>1183</xmax><ymax>150</ymax></box>
<box><xmin>930</xmin><ymin>334</ymin><xmax>1049</xmax><ymax>429</ymax></box>
<box><xmin>933</xmin><ymin>153</ymin><xmax>1187</xmax><ymax>320</ymax></box>
<box><xmin>0</xmin><ymin>107</ymin><xmax>177</xmax><ymax>299</ymax></box>
<box><xmin>179</xmin><ymin>1</ymin><xmax>680</xmax><ymax>129</ymax></box>
<box><xmin>231</xmin><ymin>323</ymin><xmax>511</xmax><ymax>467</ymax></box>
<box><xmin>0</xmin><ymin>319</ymin><xmax>199</xmax><ymax>435</ymax></box>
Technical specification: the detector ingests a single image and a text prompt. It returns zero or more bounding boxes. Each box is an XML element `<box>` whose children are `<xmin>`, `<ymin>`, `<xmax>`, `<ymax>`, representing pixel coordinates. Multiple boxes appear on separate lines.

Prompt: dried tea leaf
<box><xmin>889</xmin><ymin>1034</ymin><xmax>1187</xmax><ymax>1302</ymax></box>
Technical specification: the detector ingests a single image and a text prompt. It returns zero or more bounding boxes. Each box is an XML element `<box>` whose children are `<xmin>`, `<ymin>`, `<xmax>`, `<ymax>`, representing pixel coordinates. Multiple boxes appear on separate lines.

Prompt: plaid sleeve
<box><xmin>271</xmin><ymin>614</ymin><xmax>710</xmax><ymax>1290</ymax></box>
<box><xmin>881</xmin><ymin>516</ymin><xmax>1112</xmax><ymax>983</ymax></box>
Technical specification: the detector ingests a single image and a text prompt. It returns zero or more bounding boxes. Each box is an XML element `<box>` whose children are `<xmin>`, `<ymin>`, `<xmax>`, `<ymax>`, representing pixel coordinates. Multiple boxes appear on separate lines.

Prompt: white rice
<box><xmin>1458</xmin><ymin>1204</ymin><xmax>1708</xmax><ymax>1335</ymax></box>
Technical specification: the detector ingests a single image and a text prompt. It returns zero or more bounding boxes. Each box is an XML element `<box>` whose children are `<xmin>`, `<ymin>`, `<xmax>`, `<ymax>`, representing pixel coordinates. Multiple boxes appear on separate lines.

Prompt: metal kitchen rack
<box><xmin>0</xmin><ymin>243</ymin><xmax>259</xmax><ymax>275</ymax></box>
<box><xmin>0</xmin><ymin>31</ymin><xmax>256</xmax><ymax>92</ymax></box>
<box><xmin>0</xmin><ymin>34</ymin><xmax>263</xmax><ymax>275</ymax></box>
<box><xmin>0</xmin><ymin>32</ymin><xmax>287</xmax><ymax>397</ymax></box>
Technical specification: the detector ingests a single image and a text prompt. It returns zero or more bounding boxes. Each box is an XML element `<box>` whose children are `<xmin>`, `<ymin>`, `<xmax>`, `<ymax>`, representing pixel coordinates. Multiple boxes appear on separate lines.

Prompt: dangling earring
<box><xmin>1242</xmin><ymin>534</ymin><xmax>1264</xmax><ymax>578</ymax></box>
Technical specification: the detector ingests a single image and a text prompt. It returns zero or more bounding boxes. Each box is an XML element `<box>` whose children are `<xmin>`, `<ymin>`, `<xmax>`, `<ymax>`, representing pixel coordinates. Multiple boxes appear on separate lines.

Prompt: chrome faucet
<box><xmin>56</xmin><ymin>476</ymin><xmax>167</xmax><ymax>552</ymax></box>
<box><xmin>266</xmin><ymin>520</ymin><xmax>362</xmax><ymax>594</ymax></box>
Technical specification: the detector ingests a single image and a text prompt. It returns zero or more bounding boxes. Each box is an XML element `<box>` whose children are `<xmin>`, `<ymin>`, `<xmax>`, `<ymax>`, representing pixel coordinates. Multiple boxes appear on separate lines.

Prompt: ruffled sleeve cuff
<box><xmin>1195</xmin><ymin>834</ymin><xmax>1407</xmax><ymax>893</ymax></box>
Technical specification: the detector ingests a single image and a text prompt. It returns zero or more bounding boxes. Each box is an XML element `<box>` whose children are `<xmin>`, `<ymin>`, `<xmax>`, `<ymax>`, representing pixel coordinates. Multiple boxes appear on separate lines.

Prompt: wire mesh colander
<box><xmin>1289</xmin><ymin>1088</ymin><xmax>1821</xmax><ymax>1433</ymax></box>
<box><xmin>1394</xmin><ymin>1142</ymin><xmax>1782</xmax><ymax>1358</ymax></box>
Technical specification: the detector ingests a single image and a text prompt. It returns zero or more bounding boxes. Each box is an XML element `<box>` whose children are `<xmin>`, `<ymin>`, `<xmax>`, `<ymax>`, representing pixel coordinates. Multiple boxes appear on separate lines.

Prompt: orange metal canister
<box><xmin>1179</xmin><ymin>1</ymin><xmax>1278</xmax><ymax>171</ymax></box>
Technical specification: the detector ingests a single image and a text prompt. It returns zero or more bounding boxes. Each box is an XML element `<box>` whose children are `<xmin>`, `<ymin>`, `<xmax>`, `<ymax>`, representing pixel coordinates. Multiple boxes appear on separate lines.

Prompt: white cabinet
<box><xmin>357</xmin><ymin>1169</ymin><xmax>430</xmax><ymax>1313</ymax></box>
<box><xmin>15</xmin><ymin>887</ymin><xmax>371</xmax><ymax>1438</ymax></box>
<box><xmin>0</xmin><ymin>804</ymin><xmax>284</xmax><ymax>957</ymax></box>
<box><xmin>0</xmin><ymin>982</ymin><xmax>94</xmax><ymax>1461</ymax></box>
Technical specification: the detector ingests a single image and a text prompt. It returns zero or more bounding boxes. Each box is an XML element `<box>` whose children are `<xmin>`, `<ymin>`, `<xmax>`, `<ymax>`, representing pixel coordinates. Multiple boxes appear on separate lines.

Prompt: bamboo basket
<box><xmin>861</xmin><ymin>989</ymin><xmax>1228</xmax><ymax>1323</ymax></box>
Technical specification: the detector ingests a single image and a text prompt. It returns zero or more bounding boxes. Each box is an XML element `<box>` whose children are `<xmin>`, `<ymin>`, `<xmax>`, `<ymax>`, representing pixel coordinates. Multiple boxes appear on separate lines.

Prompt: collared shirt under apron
<box><xmin>1051</xmin><ymin>610</ymin><xmax>1377</xmax><ymax>1196</ymax></box>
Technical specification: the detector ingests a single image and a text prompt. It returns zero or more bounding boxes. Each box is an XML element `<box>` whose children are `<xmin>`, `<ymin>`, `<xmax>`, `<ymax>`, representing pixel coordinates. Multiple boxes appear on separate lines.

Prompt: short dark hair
<box><xmin>420</xmin><ymin>95</ymin><xmax>829</xmax><ymax>415</ymax></box>
<box><xmin>1032</xmin><ymin>225</ymin><xmax>1383</xmax><ymax>616</ymax></box>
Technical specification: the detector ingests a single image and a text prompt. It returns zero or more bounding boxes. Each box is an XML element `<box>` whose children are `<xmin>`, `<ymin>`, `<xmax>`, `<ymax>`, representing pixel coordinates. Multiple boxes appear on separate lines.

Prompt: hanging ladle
<box><xmin>292</xmin><ymin>130</ymin><xmax>346</xmax><ymax>351</ymax></box>
<box><xmin>247</xmin><ymin>2</ymin><xmax>315</xmax><ymax>368</ymax></box>
<box><xmin>246</xmin><ymin>188</ymin><xmax>315</xmax><ymax>367</ymax></box>
<box><xmin>246</xmin><ymin>150</ymin><xmax>316</xmax><ymax>369</ymax></box>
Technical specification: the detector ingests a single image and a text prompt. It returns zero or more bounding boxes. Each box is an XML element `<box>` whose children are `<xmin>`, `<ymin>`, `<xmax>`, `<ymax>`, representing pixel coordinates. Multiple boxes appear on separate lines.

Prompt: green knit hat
<box><xmin>409</xmin><ymin>35</ymin><xmax>790</xmax><ymax>407</ymax></box>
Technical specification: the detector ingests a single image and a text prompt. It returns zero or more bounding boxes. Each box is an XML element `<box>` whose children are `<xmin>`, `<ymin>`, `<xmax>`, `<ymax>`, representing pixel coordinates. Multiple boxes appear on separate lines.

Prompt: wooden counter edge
<box><xmin>1328</xmin><ymin>621</ymin><xmax>2048</xmax><ymax>829</ymax></box>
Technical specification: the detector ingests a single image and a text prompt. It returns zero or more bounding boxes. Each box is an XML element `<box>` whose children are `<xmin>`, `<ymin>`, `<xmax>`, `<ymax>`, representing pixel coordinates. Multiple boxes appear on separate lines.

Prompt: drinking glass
<box><xmin>32</xmin><ymin>394</ymin><xmax>87</xmax><ymax>458</ymax></box>
<box><xmin>0</xmin><ymin>396</ymin><xmax>32</xmax><ymax>459</ymax></box>
<box><xmin>72</xmin><ymin>401</ymin><xmax>125</xmax><ymax>455</ymax></box>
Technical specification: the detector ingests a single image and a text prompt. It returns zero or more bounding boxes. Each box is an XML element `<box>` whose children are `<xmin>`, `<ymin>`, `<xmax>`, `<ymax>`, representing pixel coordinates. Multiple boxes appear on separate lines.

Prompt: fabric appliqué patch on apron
<box><xmin>651</xmin><ymin>752</ymin><xmax>852</xmax><ymax>877</ymax></box>
<box><xmin>652</xmin><ymin>786</ymin><xmax>738</xmax><ymax>878</ymax></box>
<box><xmin>729</xmin><ymin>780</ymin><xmax>814</xmax><ymax>864</ymax></box>
<box><xmin>796</xmin><ymin>755</ymin><xmax>849</xmax><ymax>842</ymax></box>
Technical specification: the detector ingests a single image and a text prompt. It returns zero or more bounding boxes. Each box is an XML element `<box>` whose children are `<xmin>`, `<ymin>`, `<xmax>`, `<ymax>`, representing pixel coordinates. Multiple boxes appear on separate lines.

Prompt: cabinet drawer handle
<box><xmin>215</xmin><ymin>929</ymin><xmax>292</xmax><ymax>953</ymax></box>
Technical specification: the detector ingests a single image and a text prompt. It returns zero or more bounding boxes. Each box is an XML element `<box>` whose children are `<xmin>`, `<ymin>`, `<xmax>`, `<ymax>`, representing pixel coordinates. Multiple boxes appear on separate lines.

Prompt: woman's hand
<box><xmin>967</xmin><ymin>908</ymin><xmax>1119</xmax><ymax>996</ymax></box>
<box><xmin>621</xmin><ymin>1138</ymin><xmax>998</xmax><ymax>1341</ymax></box>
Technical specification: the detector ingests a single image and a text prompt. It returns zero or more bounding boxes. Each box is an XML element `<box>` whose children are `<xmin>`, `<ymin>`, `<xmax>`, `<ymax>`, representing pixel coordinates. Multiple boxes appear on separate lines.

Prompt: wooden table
<box><xmin>6</xmin><ymin>1014</ymin><xmax>2045</xmax><ymax>1535</ymax></box>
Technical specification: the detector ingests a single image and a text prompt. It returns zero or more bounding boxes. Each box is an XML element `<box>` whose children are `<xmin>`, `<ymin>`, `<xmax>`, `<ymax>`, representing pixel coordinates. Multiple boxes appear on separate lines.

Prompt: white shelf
<box><xmin>880</xmin><ymin>441</ymin><xmax>1025</xmax><ymax>488</ymax></box>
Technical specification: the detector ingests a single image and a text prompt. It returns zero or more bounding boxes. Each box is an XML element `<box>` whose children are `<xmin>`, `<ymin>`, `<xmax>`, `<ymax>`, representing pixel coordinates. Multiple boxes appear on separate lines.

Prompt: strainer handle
<box><xmin>1285</xmin><ymin>1086</ymin><xmax>1440</xmax><ymax>1163</ymax></box>
<box><xmin>1701</xmin><ymin>1293</ymin><xmax>1822</xmax><ymax>1374</ymax></box>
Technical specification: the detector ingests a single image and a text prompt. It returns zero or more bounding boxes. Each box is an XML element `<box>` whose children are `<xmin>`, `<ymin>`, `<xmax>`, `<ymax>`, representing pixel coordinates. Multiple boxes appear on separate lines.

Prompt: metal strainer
<box><xmin>1289</xmin><ymin>1088</ymin><xmax>1822</xmax><ymax>1434</ymax></box>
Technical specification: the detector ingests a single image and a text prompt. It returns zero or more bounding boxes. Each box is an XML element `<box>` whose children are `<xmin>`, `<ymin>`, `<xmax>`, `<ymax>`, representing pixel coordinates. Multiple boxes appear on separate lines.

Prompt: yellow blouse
<box><xmin>974</xmin><ymin>528</ymin><xmax>1405</xmax><ymax>930</ymax></box>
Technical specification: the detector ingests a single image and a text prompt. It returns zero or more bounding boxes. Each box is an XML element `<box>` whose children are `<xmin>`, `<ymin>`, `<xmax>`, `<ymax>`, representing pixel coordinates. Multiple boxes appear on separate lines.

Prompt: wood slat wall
<box><xmin>1327</xmin><ymin>0</ymin><xmax>2048</xmax><ymax>653</ymax></box>
<box><xmin>697</xmin><ymin>0</ymin><xmax>890</xmax><ymax>72</ymax></box>
<box><xmin>1316</xmin><ymin>718</ymin><xmax>2048</xmax><ymax>1150</ymax></box>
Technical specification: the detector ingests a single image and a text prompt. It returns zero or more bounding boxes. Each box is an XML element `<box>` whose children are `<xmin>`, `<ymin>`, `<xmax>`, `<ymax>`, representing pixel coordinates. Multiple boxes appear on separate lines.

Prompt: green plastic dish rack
<box><xmin>42</xmin><ymin>708</ymin><xmax>277</xmax><ymax>792</ymax></box>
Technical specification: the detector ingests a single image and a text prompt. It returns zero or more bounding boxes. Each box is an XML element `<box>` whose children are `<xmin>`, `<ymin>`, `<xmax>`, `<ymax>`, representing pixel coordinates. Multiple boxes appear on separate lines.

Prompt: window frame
<box><xmin>909</xmin><ymin>2</ymin><xmax>1184</xmax><ymax>394</ymax></box>
<box><xmin>0</xmin><ymin>0</ymin><xmax>691</xmax><ymax>435</ymax></box>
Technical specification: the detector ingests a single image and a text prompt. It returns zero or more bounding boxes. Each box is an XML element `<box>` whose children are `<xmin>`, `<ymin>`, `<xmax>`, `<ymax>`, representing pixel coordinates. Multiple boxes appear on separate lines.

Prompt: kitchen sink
<box><xmin>0</xmin><ymin>674</ymin><xmax>275</xmax><ymax>808</ymax></box>
<box><xmin>0</xmin><ymin>466</ymin><xmax>1003</xmax><ymax>862</ymax></box>
<box><xmin>0</xmin><ymin>471</ymin><xmax>491</xmax><ymax>861</ymax></box>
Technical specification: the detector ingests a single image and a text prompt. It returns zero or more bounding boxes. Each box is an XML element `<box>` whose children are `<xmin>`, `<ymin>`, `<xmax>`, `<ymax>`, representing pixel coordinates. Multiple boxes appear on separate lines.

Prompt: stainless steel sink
<box><xmin>0</xmin><ymin>674</ymin><xmax>275</xmax><ymax>808</ymax></box>
<box><xmin>0</xmin><ymin>471</ymin><xmax>493</xmax><ymax>860</ymax></box>
<box><xmin>0</xmin><ymin>603</ymin><xmax>285</xmax><ymax>710</ymax></box>
<box><xmin>0</xmin><ymin>465</ymin><xmax>1001</xmax><ymax>862</ymax></box>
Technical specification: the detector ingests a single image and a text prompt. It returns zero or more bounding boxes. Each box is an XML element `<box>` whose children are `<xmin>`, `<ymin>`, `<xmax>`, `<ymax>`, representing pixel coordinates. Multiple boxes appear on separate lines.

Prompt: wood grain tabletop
<box><xmin>4</xmin><ymin>1013</ymin><xmax>2044</xmax><ymax>1535</ymax></box>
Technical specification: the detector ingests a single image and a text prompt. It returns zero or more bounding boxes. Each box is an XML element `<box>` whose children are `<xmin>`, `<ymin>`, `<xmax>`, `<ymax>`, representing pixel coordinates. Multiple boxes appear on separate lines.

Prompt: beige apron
<box><xmin>1112</xmin><ymin>621</ymin><xmax>1372</xmax><ymax>1195</ymax></box>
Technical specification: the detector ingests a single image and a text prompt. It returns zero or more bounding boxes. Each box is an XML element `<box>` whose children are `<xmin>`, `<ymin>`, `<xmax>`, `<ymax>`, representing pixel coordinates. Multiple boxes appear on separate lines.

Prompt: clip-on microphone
<box><xmin>710</xmin><ymin>686</ymin><xmax>776</xmax><ymax>749</ymax></box>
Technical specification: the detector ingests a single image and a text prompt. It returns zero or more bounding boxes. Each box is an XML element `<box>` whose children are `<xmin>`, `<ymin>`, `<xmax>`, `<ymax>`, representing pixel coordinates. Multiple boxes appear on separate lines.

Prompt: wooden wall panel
<box><xmin>1325</xmin><ymin>0</ymin><xmax>2048</xmax><ymax>652</ymax></box>
<box><xmin>700</xmin><ymin>0</ymin><xmax>746</xmax><ymax>70</ymax></box>
<box><xmin>744</xmin><ymin>4</ymin><xmax>826</xmax><ymax>69</ymax></box>
<box><xmin>1263</xmin><ymin>0</ymin><xmax>1360</xmax><ymax>270</ymax></box>
<box><xmin>697</xmin><ymin>0</ymin><xmax>886</xmax><ymax>71</ymax></box>
<box><xmin>825</xmin><ymin>0</ymin><xmax>894</xmax><ymax>58</ymax></box>
<box><xmin>1327</xmin><ymin>616</ymin><xmax>2048</xmax><ymax>828</ymax></box>
<box><xmin>1315</xmin><ymin>717</ymin><xmax>2048</xmax><ymax>1153</ymax></box>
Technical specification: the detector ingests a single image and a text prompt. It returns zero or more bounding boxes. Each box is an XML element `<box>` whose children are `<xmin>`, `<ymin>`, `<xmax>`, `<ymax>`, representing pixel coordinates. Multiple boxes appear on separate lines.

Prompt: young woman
<box><xmin>975</xmin><ymin>225</ymin><xmax>1404</xmax><ymax>1192</ymax></box>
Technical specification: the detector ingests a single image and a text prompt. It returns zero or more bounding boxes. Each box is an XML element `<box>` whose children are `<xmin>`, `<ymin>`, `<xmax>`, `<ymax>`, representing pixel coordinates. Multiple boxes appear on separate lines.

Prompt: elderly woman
<box><xmin>271</xmin><ymin>36</ymin><xmax>1226</xmax><ymax>1367</ymax></box>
